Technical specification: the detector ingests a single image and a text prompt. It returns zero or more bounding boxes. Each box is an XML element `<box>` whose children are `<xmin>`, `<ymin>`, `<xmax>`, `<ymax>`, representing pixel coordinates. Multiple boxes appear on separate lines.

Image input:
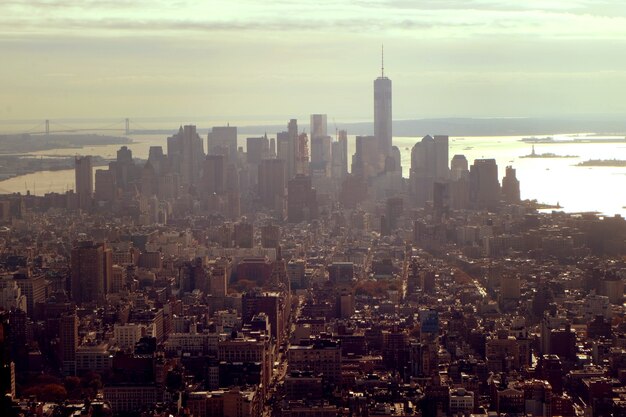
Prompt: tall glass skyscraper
<box><xmin>374</xmin><ymin>53</ymin><xmax>392</xmax><ymax>157</ymax></box>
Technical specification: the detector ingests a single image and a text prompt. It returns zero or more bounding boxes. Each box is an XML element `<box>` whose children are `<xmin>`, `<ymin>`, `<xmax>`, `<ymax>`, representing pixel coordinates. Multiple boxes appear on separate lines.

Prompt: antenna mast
<box><xmin>381</xmin><ymin>44</ymin><xmax>384</xmax><ymax>77</ymax></box>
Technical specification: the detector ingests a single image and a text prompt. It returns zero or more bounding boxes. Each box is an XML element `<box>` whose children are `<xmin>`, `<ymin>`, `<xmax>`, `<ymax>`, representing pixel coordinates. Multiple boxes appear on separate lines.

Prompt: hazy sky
<box><xmin>2</xmin><ymin>0</ymin><xmax>626</xmax><ymax>123</ymax></box>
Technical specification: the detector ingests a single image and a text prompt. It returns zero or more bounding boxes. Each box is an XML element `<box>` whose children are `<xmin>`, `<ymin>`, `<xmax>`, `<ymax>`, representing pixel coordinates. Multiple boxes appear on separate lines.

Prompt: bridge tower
<box><xmin>125</xmin><ymin>118</ymin><xmax>130</xmax><ymax>135</ymax></box>
<box><xmin>45</xmin><ymin>119</ymin><xmax>50</xmax><ymax>135</ymax></box>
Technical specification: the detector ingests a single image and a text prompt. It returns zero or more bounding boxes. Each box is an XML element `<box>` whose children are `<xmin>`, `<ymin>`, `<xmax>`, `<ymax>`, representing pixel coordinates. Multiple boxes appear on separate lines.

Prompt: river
<box><xmin>0</xmin><ymin>132</ymin><xmax>624</xmax><ymax>216</ymax></box>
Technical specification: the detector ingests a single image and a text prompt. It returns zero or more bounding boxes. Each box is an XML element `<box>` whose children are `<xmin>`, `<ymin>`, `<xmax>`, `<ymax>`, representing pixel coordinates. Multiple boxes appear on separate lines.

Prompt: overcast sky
<box><xmin>2</xmin><ymin>0</ymin><xmax>626</xmax><ymax>123</ymax></box>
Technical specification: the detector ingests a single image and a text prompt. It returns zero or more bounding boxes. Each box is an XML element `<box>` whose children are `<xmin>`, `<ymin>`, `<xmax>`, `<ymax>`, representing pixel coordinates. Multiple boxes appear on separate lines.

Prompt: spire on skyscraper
<box><xmin>381</xmin><ymin>44</ymin><xmax>384</xmax><ymax>77</ymax></box>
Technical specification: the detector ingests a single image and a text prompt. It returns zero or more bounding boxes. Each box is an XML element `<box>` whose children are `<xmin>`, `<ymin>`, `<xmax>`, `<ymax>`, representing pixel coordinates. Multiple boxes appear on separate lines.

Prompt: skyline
<box><xmin>2</xmin><ymin>1</ymin><xmax>626</xmax><ymax>121</ymax></box>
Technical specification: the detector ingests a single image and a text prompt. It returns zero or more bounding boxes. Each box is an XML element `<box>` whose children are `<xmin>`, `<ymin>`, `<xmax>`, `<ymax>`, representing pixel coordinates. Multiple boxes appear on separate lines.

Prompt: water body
<box><xmin>0</xmin><ymin>133</ymin><xmax>624</xmax><ymax>216</ymax></box>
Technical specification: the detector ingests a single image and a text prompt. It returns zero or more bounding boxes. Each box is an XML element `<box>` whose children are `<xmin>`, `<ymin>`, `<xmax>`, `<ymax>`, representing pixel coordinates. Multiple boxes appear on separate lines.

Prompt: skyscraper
<box><xmin>75</xmin><ymin>155</ymin><xmax>93</xmax><ymax>210</ymax></box>
<box><xmin>374</xmin><ymin>50</ymin><xmax>392</xmax><ymax>158</ymax></box>
<box><xmin>258</xmin><ymin>159</ymin><xmax>286</xmax><ymax>216</ymax></box>
<box><xmin>208</xmin><ymin>125</ymin><xmax>238</xmax><ymax>163</ymax></box>
<box><xmin>502</xmin><ymin>165</ymin><xmax>521</xmax><ymax>203</ymax></box>
<box><xmin>278</xmin><ymin>119</ymin><xmax>300</xmax><ymax>180</ymax></box>
<box><xmin>70</xmin><ymin>241</ymin><xmax>112</xmax><ymax>303</ymax></box>
<box><xmin>470</xmin><ymin>159</ymin><xmax>501</xmax><ymax>210</ymax></box>
<box><xmin>331</xmin><ymin>130</ymin><xmax>348</xmax><ymax>179</ymax></box>
<box><xmin>410</xmin><ymin>135</ymin><xmax>450</xmax><ymax>207</ymax></box>
<box><xmin>203</xmin><ymin>154</ymin><xmax>226</xmax><ymax>195</ymax></box>
<box><xmin>310</xmin><ymin>114</ymin><xmax>327</xmax><ymax>139</ymax></box>
<box><xmin>168</xmin><ymin>125</ymin><xmax>204</xmax><ymax>187</ymax></box>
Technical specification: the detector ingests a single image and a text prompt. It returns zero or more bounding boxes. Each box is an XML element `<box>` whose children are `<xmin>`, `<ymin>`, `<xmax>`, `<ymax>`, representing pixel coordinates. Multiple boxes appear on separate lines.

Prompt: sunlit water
<box><xmin>0</xmin><ymin>133</ymin><xmax>624</xmax><ymax>216</ymax></box>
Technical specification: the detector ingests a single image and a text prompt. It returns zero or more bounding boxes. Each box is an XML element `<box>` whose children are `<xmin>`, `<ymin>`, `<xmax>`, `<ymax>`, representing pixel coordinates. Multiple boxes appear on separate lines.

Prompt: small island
<box><xmin>576</xmin><ymin>159</ymin><xmax>626</xmax><ymax>167</ymax></box>
<box><xmin>526</xmin><ymin>199</ymin><xmax>562</xmax><ymax>210</ymax></box>
<box><xmin>520</xmin><ymin>145</ymin><xmax>578</xmax><ymax>159</ymax></box>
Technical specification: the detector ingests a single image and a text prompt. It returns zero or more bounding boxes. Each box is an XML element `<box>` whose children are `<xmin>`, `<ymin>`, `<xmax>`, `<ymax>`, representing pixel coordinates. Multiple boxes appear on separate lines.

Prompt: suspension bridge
<box><xmin>1</xmin><ymin>118</ymin><xmax>157</xmax><ymax>136</ymax></box>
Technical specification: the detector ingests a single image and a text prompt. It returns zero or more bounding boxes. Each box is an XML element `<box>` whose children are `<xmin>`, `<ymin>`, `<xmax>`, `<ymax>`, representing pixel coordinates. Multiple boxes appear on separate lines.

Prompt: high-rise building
<box><xmin>234</xmin><ymin>220</ymin><xmax>254</xmax><ymax>248</ymax></box>
<box><xmin>352</xmin><ymin>135</ymin><xmax>382</xmax><ymax>179</ymax></box>
<box><xmin>287</xmin><ymin>119</ymin><xmax>298</xmax><ymax>179</ymax></box>
<box><xmin>11</xmin><ymin>271</ymin><xmax>46</xmax><ymax>318</ymax></box>
<box><xmin>310</xmin><ymin>114</ymin><xmax>327</xmax><ymax>139</ymax></box>
<box><xmin>94</xmin><ymin>169</ymin><xmax>117</xmax><ymax>202</ymax></box>
<box><xmin>246</xmin><ymin>135</ymin><xmax>270</xmax><ymax>165</ymax></box>
<box><xmin>374</xmin><ymin>54</ymin><xmax>392</xmax><ymax>157</ymax></box>
<box><xmin>502</xmin><ymin>165</ymin><xmax>521</xmax><ymax>203</ymax></box>
<box><xmin>410</xmin><ymin>135</ymin><xmax>450</xmax><ymax>207</ymax></box>
<box><xmin>470</xmin><ymin>159</ymin><xmax>501</xmax><ymax>210</ymax></box>
<box><xmin>451</xmin><ymin>154</ymin><xmax>469</xmax><ymax>180</ymax></box>
<box><xmin>287</xmin><ymin>175</ymin><xmax>318</xmax><ymax>223</ymax></box>
<box><xmin>450</xmin><ymin>154</ymin><xmax>470</xmax><ymax>210</ymax></box>
<box><xmin>168</xmin><ymin>125</ymin><xmax>204</xmax><ymax>187</ymax></box>
<box><xmin>258</xmin><ymin>158</ymin><xmax>286</xmax><ymax>215</ymax></box>
<box><xmin>296</xmin><ymin>132</ymin><xmax>309</xmax><ymax>176</ymax></box>
<box><xmin>310</xmin><ymin>135</ymin><xmax>331</xmax><ymax>177</ymax></box>
<box><xmin>70</xmin><ymin>241</ymin><xmax>112</xmax><ymax>304</ymax></box>
<box><xmin>331</xmin><ymin>130</ymin><xmax>348</xmax><ymax>179</ymax></box>
<box><xmin>261</xmin><ymin>223</ymin><xmax>281</xmax><ymax>249</ymax></box>
<box><xmin>75</xmin><ymin>156</ymin><xmax>93</xmax><ymax>210</ymax></box>
<box><xmin>208</xmin><ymin>125</ymin><xmax>238</xmax><ymax>163</ymax></box>
<box><xmin>59</xmin><ymin>310</ymin><xmax>78</xmax><ymax>375</ymax></box>
<box><xmin>203</xmin><ymin>154</ymin><xmax>226</xmax><ymax>195</ymax></box>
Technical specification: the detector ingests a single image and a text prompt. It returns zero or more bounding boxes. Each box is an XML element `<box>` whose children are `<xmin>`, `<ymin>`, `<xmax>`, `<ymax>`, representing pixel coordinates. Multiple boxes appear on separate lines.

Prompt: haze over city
<box><xmin>3</xmin><ymin>0</ymin><xmax>626</xmax><ymax>121</ymax></box>
<box><xmin>1</xmin><ymin>2</ymin><xmax>626</xmax><ymax>417</ymax></box>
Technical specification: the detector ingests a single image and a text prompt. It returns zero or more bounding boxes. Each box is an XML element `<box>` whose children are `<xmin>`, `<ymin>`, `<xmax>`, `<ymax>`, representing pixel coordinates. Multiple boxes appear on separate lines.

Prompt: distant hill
<box><xmin>236</xmin><ymin>117</ymin><xmax>626</xmax><ymax>137</ymax></box>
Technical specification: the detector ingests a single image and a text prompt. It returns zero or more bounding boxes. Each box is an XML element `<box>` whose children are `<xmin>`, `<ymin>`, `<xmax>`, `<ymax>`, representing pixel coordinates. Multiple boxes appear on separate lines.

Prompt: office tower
<box><xmin>287</xmin><ymin>174</ymin><xmax>318</xmax><ymax>223</ymax></box>
<box><xmin>390</xmin><ymin>145</ymin><xmax>402</xmax><ymax>174</ymax></box>
<box><xmin>208</xmin><ymin>259</ymin><xmax>228</xmax><ymax>297</ymax></box>
<box><xmin>451</xmin><ymin>154</ymin><xmax>469</xmax><ymax>180</ymax></box>
<box><xmin>352</xmin><ymin>135</ymin><xmax>382</xmax><ymax>178</ymax></box>
<box><xmin>433</xmin><ymin>135</ymin><xmax>450</xmax><ymax>180</ymax></box>
<box><xmin>225</xmin><ymin>163</ymin><xmax>241</xmax><ymax>220</ymax></box>
<box><xmin>203</xmin><ymin>154</ymin><xmax>226</xmax><ymax>195</ymax></box>
<box><xmin>261</xmin><ymin>223</ymin><xmax>281</xmax><ymax>249</ymax></box>
<box><xmin>59</xmin><ymin>310</ymin><xmax>78</xmax><ymax>375</ymax></box>
<box><xmin>75</xmin><ymin>156</ymin><xmax>93</xmax><ymax>210</ymax></box>
<box><xmin>310</xmin><ymin>114</ymin><xmax>327</xmax><ymax>139</ymax></box>
<box><xmin>242</xmin><ymin>291</ymin><xmax>285</xmax><ymax>344</ymax></box>
<box><xmin>167</xmin><ymin>125</ymin><xmax>204</xmax><ymax>187</ymax></box>
<box><xmin>269</xmin><ymin>137</ymin><xmax>276</xmax><ymax>158</ymax></box>
<box><xmin>328</xmin><ymin>262</ymin><xmax>354</xmax><ymax>285</ymax></box>
<box><xmin>148</xmin><ymin>146</ymin><xmax>165</xmax><ymax>175</ymax></box>
<box><xmin>502</xmin><ymin>165</ymin><xmax>521</xmax><ymax>203</ymax></box>
<box><xmin>70</xmin><ymin>241</ymin><xmax>112</xmax><ymax>303</ymax></box>
<box><xmin>207</xmin><ymin>125</ymin><xmax>238</xmax><ymax>163</ymax></box>
<box><xmin>94</xmin><ymin>169</ymin><xmax>117</xmax><ymax>202</ymax></box>
<box><xmin>470</xmin><ymin>159</ymin><xmax>501</xmax><ymax>210</ymax></box>
<box><xmin>331</xmin><ymin>130</ymin><xmax>348</xmax><ymax>179</ymax></box>
<box><xmin>258</xmin><ymin>159</ymin><xmax>286</xmax><ymax>215</ymax></box>
<box><xmin>114</xmin><ymin>146</ymin><xmax>135</xmax><ymax>190</ymax></box>
<box><xmin>283</xmin><ymin>119</ymin><xmax>298</xmax><ymax>180</ymax></box>
<box><xmin>234</xmin><ymin>220</ymin><xmax>254</xmax><ymax>248</ymax></box>
<box><xmin>410</xmin><ymin>135</ymin><xmax>450</xmax><ymax>207</ymax></box>
<box><xmin>310</xmin><ymin>135</ymin><xmax>331</xmax><ymax>177</ymax></box>
<box><xmin>140</xmin><ymin>162</ymin><xmax>157</xmax><ymax>197</ymax></box>
<box><xmin>11</xmin><ymin>271</ymin><xmax>46</xmax><ymax>318</ymax></box>
<box><xmin>386</xmin><ymin>196</ymin><xmax>404</xmax><ymax>230</ymax></box>
<box><xmin>296</xmin><ymin>132</ymin><xmax>309</xmax><ymax>176</ymax></box>
<box><xmin>450</xmin><ymin>154</ymin><xmax>470</xmax><ymax>210</ymax></box>
<box><xmin>246</xmin><ymin>135</ymin><xmax>270</xmax><ymax>165</ymax></box>
<box><xmin>246</xmin><ymin>135</ymin><xmax>269</xmax><ymax>187</ymax></box>
<box><xmin>374</xmin><ymin>53</ymin><xmax>392</xmax><ymax>157</ymax></box>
